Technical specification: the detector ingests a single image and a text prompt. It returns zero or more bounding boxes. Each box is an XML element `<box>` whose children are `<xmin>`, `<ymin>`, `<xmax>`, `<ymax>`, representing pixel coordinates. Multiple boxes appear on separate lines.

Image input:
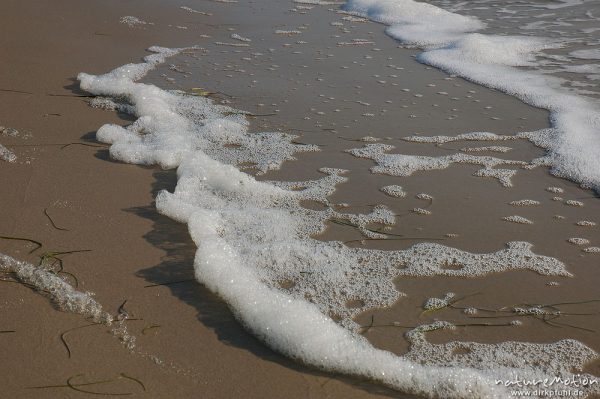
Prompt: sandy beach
<box><xmin>1</xmin><ymin>0</ymin><xmax>599</xmax><ymax>398</ymax></box>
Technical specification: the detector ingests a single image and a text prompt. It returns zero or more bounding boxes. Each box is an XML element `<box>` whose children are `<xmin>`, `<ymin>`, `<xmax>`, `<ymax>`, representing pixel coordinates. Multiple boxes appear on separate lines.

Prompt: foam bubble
<box><xmin>416</xmin><ymin>193</ymin><xmax>433</xmax><ymax>201</ymax></box>
<box><xmin>0</xmin><ymin>144</ymin><xmax>16</xmax><ymax>163</ymax></box>
<box><xmin>567</xmin><ymin>237</ymin><xmax>590</xmax><ymax>245</ymax></box>
<box><xmin>576</xmin><ymin>220</ymin><xmax>596</xmax><ymax>226</ymax></box>
<box><xmin>412</xmin><ymin>207</ymin><xmax>431</xmax><ymax>215</ymax></box>
<box><xmin>0</xmin><ymin>126</ymin><xmax>19</xmax><ymax>137</ymax></box>
<box><xmin>502</xmin><ymin>215</ymin><xmax>534</xmax><ymax>225</ymax></box>
<box><xmin>380</xmin><ymin>184</ymin><xmax>406</xmax><ymax>198</ymax></box>
<box><xmin>509</xmin><ymin>199</ymin><xmax>541</xmax><ymax>207</ymax></box>
<box><xmin>424</xmin><ymin>292</ymin><xmax>455</xmax><ymax>310</ymax></box>
<box><xmin>460</xmin><ymin>146</ymin><xmax>512</xmax><ymax>153</ymax></box>
<box><xmin>120</xmin><ymin>16</ymin><xmax>150</xmax><ymax>27</ymax></box>
<box><xmin>565</xmin><ymin>200</ymin><xmax>585</xmax><ymax>207</ymax></box>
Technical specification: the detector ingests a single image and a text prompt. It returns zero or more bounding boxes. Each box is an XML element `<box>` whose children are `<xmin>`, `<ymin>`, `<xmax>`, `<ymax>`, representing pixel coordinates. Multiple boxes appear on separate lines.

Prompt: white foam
<box><xmin>509</xmin><ymin>199</ymin><xmax>540</xmax><ymax>207</ymax></box>
<box><xmin>576</xmin><ymin>220</ymin><xmax>596</xmax><ymax>226</ymax></box>
<box><xmin>547</xmin><ymin>186</ymin><xmax>565</xmax><ymax>194</ymax></box>
<box><xmin>0</xmin><ymin>253</ymin><xmax>111</xmax><ymax>323</ymax></box>
<box><xmin>0</xmin><ymin>253</ymin><xmax>134</xmax><ymax>348</ymax></box>
<box><xmin>343</xmin><ymin>0</ymin><xmax>600</xmax><ymax>193</ymax></box>
<box><xmin>461</xmin><ymin>146</ymin><xmax>512</xmax><ymax>153</ymax></box>
<box><xmin>231</xmin><ymin>33</ymin><xmax>252</xmax><ymax>42</ymax></box>
<box><xmin>0</xmin><ymin>144</ymin><xmax>16</xmax><ymax>163</ymax></box>
<box><xmin>405</xmin><ymin>322</ymin><xmax>597</xmax><ymax>383</ymax></box>
<box><xmin>78</xmin><ymin>47</ymin><xmax>596</xmax><ymax>399</ymax></box>
<box><xmin>380</xmin><ymin>184</ymin><xmax>406</xmax><ymax>197</ymax></box>
<box><xmin>502</xmin><ymin>215</ymin><xmax>534</xmax><ymax>225</ymax></box>
<box><xmin>0</xmin><ymin>126</ymin><xmax>19</xmax><ymax>137</ymax></box>
<box><xmin>565</xmin><ymin>199</ymin><xmax>585</xmax><ymax>207</ymax></box>
<box><xmin>416</xmin><ymin>193</ymin><xmax>433</xmax><ymax>201</ymax></box>
<box><xmin>424</xmin><ymin>292</ymin><xmax>454</xmax><ymax>310</ymax></box>
<box><xmin>347</xmin><ymin>143</ymin><xmax>526</xmax><ymax>187</ymax></box>
<box><xmin>180</xmin><ymin>6</ymin><xmax>212</xmax><ymax>16</ymax></box>
<box><xmin>568</xmin><ymin>237</ymin><xmax>590</xmax><ymax>245</ymax></box>
<box><xmin>412</xmin><ymin>207</ymin><xmax>431</xmax><ymax>215</ymax></box>
<box><xmin>120</xmin><ymin>16</ymin><xmax>150</xmax><ymax>27</ymax></box>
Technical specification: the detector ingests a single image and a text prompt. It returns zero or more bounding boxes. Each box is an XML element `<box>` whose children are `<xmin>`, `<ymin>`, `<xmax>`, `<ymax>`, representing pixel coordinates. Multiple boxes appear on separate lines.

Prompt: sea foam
<box><xmin>343</xmin><ymin>0</ymin><xmax>600</xmax><ymax>193</ymax></box>
<box><xmin>76</xmin><ymin>47</ymin><xmax>600</xmax><ymax>398</ymax></box>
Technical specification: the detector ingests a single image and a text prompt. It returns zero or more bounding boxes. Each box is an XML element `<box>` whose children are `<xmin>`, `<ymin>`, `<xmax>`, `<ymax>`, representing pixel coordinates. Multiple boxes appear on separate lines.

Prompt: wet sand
<box><xmin>1</xmin><ymin>0</ymin><xmax>599</xmax><ymax>398</ymax></box>
<box><xmin>148</xmin><ymin>0</ymin><xmax>600</xmax><ymax>381</ymax></box>
<box><xmin>0</xmin><ymin>0</ymin><xmax>407</xmax><ymax>398</ymax></box>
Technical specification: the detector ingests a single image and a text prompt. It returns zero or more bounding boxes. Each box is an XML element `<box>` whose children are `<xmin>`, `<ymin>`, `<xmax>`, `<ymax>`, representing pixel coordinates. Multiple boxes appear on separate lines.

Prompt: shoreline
<box><xmin>1</xmin><ymin>0</ymin><xmax>599</xmax><ymax>398</ymax></box>
<box><xmin>0</xmin><ymin>1</ymin><xmax>406</xmax><ymax>397</ymax></box>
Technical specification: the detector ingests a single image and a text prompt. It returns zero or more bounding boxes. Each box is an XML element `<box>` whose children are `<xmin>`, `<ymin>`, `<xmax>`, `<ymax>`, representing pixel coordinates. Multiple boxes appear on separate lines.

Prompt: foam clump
<box><xmin>231</xmin><ymin>33</ymin><xmax>252</xmax><ymax>42</ymax></box>
<box><xmin>509</xmin><ymin>199</ymin><xmax>540</xmax><ymax>207</ymax></box>
<box><xmin>576</xmin><ymin>220</ymin><xmax>596</xmax><ymax>227</ymax></box>
<box><xmin>565</xmin><ymin>200</ymin><xmax>584</xmax><ymax>207</ymax></box>
<box><xmin>180</xmin><ymin>6</ymin><xmax>212</xmax><ymax>16</ymax></box>
<box><xmin>423</xmin><ymin>292</ymin><xmax>454</xmax><ymax>310</ymax></box>
<box><xmin>502</xmin><ymin>215</ymin><xmax>533</xmax><ymax>224</ymax></box>
<box><xmin>78</xmin><ymin>47</ymin><xmax>594</xmax><ymax>399</ymax></box>
<box><xmin>583</xmin><ymin>247</ymin><xmax>600</xmax><ymax>253</ymax></box>
<box><xmin>380</xmin><ymin>184</ymin><xmax>406</xmax><ymax>198</ymax></box>
<box><xmin>547</xmin><ymin>187</ymin><xmax>564</xmax><ymax>194</ymax></box>
<box><xmin>347</xmin><ymin>143</ymin><xmax>526</xmax><ymax>187</ymax></box>
<box><xmin>331</xmin><ymin>205</ymin><xmax>396</xmax><ymax>239</ymax></box>
<box><xmin>397</xmin><ymin>241</ymin><xmax>568</xmax><ymax>277</ymax></box>
<box><xmin>404</xmin><ymin>322</ymin><xmax>598</xmax><ymax>396</ymax></box>
<box><xmin>412</xmin><ymin>208</ymin><xmax>431</xmax><ymax>215</ymax></box>
<box><xmin>0</xmin><ymin>126</ymin><xmax>19</xmax><ymax>137</ymax></box>
<box><xmin>461</xmin><ymin>146</ymin><xmax>512</xmax><ymax>153</ymax></box>
<box><xmin>0</xmin><ymin>144</ymin><xmax>16</xmax><ymax>163</ymax></box>
<box><xmin>275</xmin><ymin>29</ymin><xmax>302</xmax><ymax>35</ymax></box>
<box><xmin>0</xmin><ymin>253</ymin><xmax>111</xmax><ymax>323</ymax></box>
<box><xmin>568</xmin><ymin>238</ymin><xmax>590</xmax><ymax>245</ymax></box>
<box><xmin>416</xmin><ymin>193</ymin><xmax>433</xmax><ymax>201</ymax></box>
<box><xmin>120</xmin><ymin>16</ymin><xmax>150</xmax><ymax>27</ymax></box>
<box><xmin>403</xmin><ymin>131</ymin><xmax>515</xmax><ymax>144</ymax></box>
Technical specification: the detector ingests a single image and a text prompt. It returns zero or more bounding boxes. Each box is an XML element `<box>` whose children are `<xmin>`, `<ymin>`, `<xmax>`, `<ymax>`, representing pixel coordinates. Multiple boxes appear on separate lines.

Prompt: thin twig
<box><xmin>47</xmin><ymin>93</ymin><xmax>94</xmax><ymax>98</ymax></box>
<box><xmin>0</xmin><ymin>88</ymin><xmax>33</xmax><ymax>95</ymax></box>
<box><xmin>119</xmin><ymin>373</ymin><xmax>146</xmax><ymax>392</ymax></box>
<box><xmin>144</xmin><ymin>278</ymin><xmax>196</xmax><ymax>288</ymax></box>
<box><xmin>66</xmin><ymin>375</ymin><xmax>133</xmax><ymax>396</ymax></box>
<box><xmin>60</xmin><ymin>323</ymin><xmax>102</xmax><ymax>358</ymax></box>
<box><xmin>0</xmin><ymin>236</ymin><xmax>43</xmax><ymax>253</ymax></box>
<box><xmin>44</xmin><ymin>208</ymin><xmax>69</xmax><ymax>231</ymax></box>
<box><xmin>61</xmin><ymin>142</ymin><xmax>107</xmax><ymax>150</ymax></box>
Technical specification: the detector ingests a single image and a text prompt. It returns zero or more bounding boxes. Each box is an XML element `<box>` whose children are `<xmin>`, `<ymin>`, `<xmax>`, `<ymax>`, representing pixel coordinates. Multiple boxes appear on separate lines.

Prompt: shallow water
<box><xmin>18</xmin><ymin>0</ymin><xmax>599</xmax><ymax>397</ymax></box>
<box><xmin>431</xmin><ymin>0</ymin><xmax>600</xmax><ymax>98</ymax></box>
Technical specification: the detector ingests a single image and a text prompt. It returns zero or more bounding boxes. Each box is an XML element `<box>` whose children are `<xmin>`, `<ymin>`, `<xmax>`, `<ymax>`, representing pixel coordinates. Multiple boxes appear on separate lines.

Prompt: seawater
<box><xmin>2</xmin><ymin>0</ymin><xmax>599</xmax><ymax>398</ymax></box>
<box><xmin>74</xmin><ymin>0</ymin><xmax>600</xmax><ymax>397</ymax></box>
<box><xmin>344</xmin><ymin>0</ymin><xmax>600</xmax><ymax>193</ymax></box>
